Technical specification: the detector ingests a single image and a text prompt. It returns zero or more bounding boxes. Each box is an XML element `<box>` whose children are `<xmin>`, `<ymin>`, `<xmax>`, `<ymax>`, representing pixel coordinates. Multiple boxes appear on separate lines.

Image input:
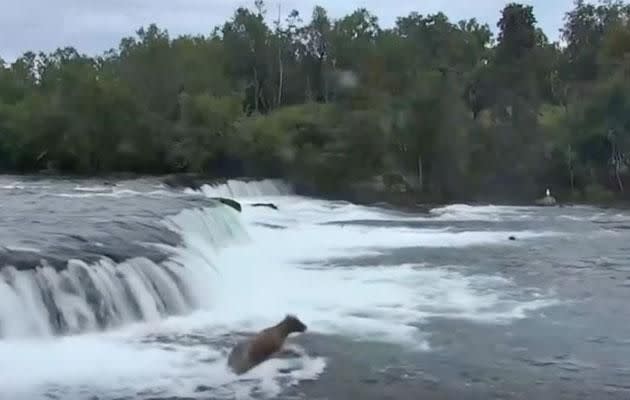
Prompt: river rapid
<box><xmin>0</xmin><ymin>176</ymin><xmax>628</xmax><ymax>400</ymax></box>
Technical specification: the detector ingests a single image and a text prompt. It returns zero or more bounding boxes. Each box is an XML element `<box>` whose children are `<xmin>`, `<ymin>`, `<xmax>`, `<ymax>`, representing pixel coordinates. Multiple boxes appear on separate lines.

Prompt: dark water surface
<box><xmin>297</xmin><ymin>207</ymin><xmax>630</xmax><ymax>400</ymax></box>
<box><xmin>0</xmin><ymin>175</ymin><xmax>210</xmax><ymax>269</ymax></box>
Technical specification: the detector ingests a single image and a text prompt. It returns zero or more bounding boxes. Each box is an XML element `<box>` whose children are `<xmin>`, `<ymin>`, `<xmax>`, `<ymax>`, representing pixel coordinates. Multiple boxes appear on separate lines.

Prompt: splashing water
<box><xmin>0</xmin><ymin>178</ymin><xmax>561</xmax><ymax>399</ymax></box>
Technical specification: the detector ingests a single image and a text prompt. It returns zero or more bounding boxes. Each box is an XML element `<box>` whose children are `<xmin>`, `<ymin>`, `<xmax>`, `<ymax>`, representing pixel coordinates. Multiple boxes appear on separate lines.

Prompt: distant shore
<box><xmin>2</xmin><ymin>171</ymin><xmax>629</xmax><ymax>212</ymax></box>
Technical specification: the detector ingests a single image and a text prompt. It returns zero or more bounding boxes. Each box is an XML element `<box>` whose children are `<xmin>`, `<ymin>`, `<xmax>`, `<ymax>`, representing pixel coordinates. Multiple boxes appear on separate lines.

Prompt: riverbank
<box><xmin>1</xmin><ymin>171</ymin><xmax>629</xmax><ymax>211</ymax></box>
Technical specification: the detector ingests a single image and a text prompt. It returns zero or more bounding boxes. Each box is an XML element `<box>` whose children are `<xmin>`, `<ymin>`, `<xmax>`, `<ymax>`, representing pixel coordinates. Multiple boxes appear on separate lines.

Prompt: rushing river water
<box><xmin>0</xmin><ymin>175</ymin><xmax>629</xmax><ymax>400</ymax></box>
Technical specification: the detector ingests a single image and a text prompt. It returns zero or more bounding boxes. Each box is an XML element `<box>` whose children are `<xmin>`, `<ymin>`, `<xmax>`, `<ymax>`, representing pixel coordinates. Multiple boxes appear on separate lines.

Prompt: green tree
<box><xmin>2</xmin><ymin>0</ymin><xmax>630</xmax><ymax>202</ymax></box>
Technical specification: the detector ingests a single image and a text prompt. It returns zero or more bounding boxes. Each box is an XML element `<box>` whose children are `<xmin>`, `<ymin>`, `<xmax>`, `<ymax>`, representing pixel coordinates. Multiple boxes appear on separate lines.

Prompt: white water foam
<box><xmin>430</xmin><ymin>204</ymin><xmax>539</xmax><ymax>221</ymax></box>
<box><xmin>203</xmin><ymin>195</ymin><xmax>558</xmax><ymax>343</ymax></box>
<box><xmin>0</xmin><ymin>328</ymin><xmax>326</xmax><ymax>400</ymax></box>
<box><xmin>0</xmin><ymin>179</ymin><xmax>559</xmax><ymax>399</ymax></box>
<box><xmin>0</xmin><ymin>203</ymin><xmax>245</xmax><ymax>339</ymax></box>
<box><xmin>73</xmin><ymin>185</ymin><xmax>114</xmax><ymax>192</ymax></box>
<box><xmin>54</xmin><ymin>189</ymin><xmax>183</xmax><ymax>199</ymax></box>
<box><xmin>0</xmin><ymin>184</ymin><xmax>25</xmax><ymax>190</ymax></box>
<box><xmin>187</xmin><ymin>179</ymin><xmax>292</xmax><ymax>198</ymax></box>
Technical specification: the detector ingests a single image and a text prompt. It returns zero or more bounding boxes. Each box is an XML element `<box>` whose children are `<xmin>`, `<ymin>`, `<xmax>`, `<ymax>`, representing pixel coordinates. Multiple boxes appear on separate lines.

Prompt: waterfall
<box><xmin>0</xmin><ymin>201</ymin><xmax>247</xmax><ymax>339</ymax></box>
<box><xmin>190</xmin><ymin>178</ymin><xmax>292</xmax><ymax>198</ymax></box>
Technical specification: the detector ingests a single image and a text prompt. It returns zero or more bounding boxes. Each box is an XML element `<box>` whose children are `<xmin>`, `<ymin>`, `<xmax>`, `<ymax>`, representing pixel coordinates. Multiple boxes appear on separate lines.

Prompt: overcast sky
<box><xmin>1</xmin><ymin>0</ymin><xmax>578</xmax><ymax>62</ymax></box>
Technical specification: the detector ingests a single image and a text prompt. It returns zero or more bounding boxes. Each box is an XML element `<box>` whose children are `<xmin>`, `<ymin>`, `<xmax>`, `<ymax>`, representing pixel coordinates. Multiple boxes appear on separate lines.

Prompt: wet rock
<box><xmin>162</xmin><ymin>173</ymin><xmax>205</xmax><ymax>190</ymax></box>
<box><xmin>213</xmin><ymin>197</ymin><xmax>242</xmax><ymax>212</ymax></box>
<box><xmin>255</xmin><ymin>222</ymin><xmax>286</xmax><ymax>230</ymax></box>
<box><xmin>251</xmin><ymin>203</ymin><xmax>279</xmax><ymax>210</ymax></box>
<box><xmin>535</xmin><ymin>196</ymin><xmax>557</xmax><ymax>206</ymax></box>
<box><xmin>352</xmin><ymin>173</ymin><xmax>414</xmax><ymax>195</ymax></box>
<box><xmin>535</xmin><ymin>188</ymin><xmax>557</xmax><ymax>206</ymax></box>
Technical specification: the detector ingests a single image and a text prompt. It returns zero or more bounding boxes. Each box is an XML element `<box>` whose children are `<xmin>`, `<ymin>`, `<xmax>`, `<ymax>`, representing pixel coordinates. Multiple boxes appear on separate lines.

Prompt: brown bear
<box><xmin>227</xmin><ymin>315</ymin><xmax>307</xmax><ymax>375</ymax></box>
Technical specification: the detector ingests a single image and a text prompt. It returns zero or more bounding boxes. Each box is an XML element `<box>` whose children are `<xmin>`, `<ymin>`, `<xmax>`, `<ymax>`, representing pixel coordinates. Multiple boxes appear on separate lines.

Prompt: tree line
<box><xmin>1</xmin><ymin>0</ymin><xmax>630</xmax><ymax>202</ymax></box>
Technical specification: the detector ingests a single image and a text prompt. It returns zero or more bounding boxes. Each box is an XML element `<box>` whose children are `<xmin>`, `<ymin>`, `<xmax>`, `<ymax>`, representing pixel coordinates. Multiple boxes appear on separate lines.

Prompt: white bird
<box><xmin>546</xmin><ymin>188</ymin><xmax>551</xmax><ymax>197</ymax></box>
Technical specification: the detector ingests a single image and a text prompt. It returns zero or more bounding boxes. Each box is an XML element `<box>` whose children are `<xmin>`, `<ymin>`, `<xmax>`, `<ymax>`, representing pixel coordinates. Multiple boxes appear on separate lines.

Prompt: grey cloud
<box><xmin>1</xmin><ymin>0</ymin><xmax>243</xmax><ymax>60</ymax></box>
<box><xmin>1</xmin><ymin>0</ymin><xmax>576</xmax><ymax>62</ymax></box>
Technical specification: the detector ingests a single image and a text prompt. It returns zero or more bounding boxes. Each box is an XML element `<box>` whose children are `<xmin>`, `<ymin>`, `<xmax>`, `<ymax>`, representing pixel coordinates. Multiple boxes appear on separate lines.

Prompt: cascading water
<box><xmin>187</xmin><ymin>178</ymin><xmax>293</xmax><ymax>198</ymax></box>
<box><xmin>0</xmin><ymin>199</ymin><xmax>247</xmax><ymax>339</ymax></box>
<box><xmin>6</xmin><ymin>176</ymin><xmax>619</xmax><ymax>400</ymax></box>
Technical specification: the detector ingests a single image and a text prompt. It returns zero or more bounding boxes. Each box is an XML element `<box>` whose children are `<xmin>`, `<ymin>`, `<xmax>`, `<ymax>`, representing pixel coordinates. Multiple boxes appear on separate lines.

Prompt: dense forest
<box><xmin>1</xmin><ymin>0</ymin><xmax>630</xmax><ymax>203</ymax></box>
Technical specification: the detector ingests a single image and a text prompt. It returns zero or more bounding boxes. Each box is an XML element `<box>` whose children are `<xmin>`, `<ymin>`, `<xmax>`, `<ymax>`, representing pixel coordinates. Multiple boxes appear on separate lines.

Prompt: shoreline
<box><xmin>1</xmin><ymin>171</ymin><xmax>629</xmax><ymax>211</ymax></box>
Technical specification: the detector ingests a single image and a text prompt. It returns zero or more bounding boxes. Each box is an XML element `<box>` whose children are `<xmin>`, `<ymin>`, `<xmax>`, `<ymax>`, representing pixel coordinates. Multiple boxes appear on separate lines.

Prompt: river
<box><xmin>0</xmin><ymin>176</ymin><xmax>628</xmax><ymax>399</ymax></box>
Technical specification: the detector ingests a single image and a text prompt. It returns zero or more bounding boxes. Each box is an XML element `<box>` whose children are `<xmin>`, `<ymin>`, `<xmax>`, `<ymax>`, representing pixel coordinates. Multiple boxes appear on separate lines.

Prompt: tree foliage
<box><xmin>1</xmin><ymin>1</ymin><xmax>630</xmax><ymax>201</ymax></box>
